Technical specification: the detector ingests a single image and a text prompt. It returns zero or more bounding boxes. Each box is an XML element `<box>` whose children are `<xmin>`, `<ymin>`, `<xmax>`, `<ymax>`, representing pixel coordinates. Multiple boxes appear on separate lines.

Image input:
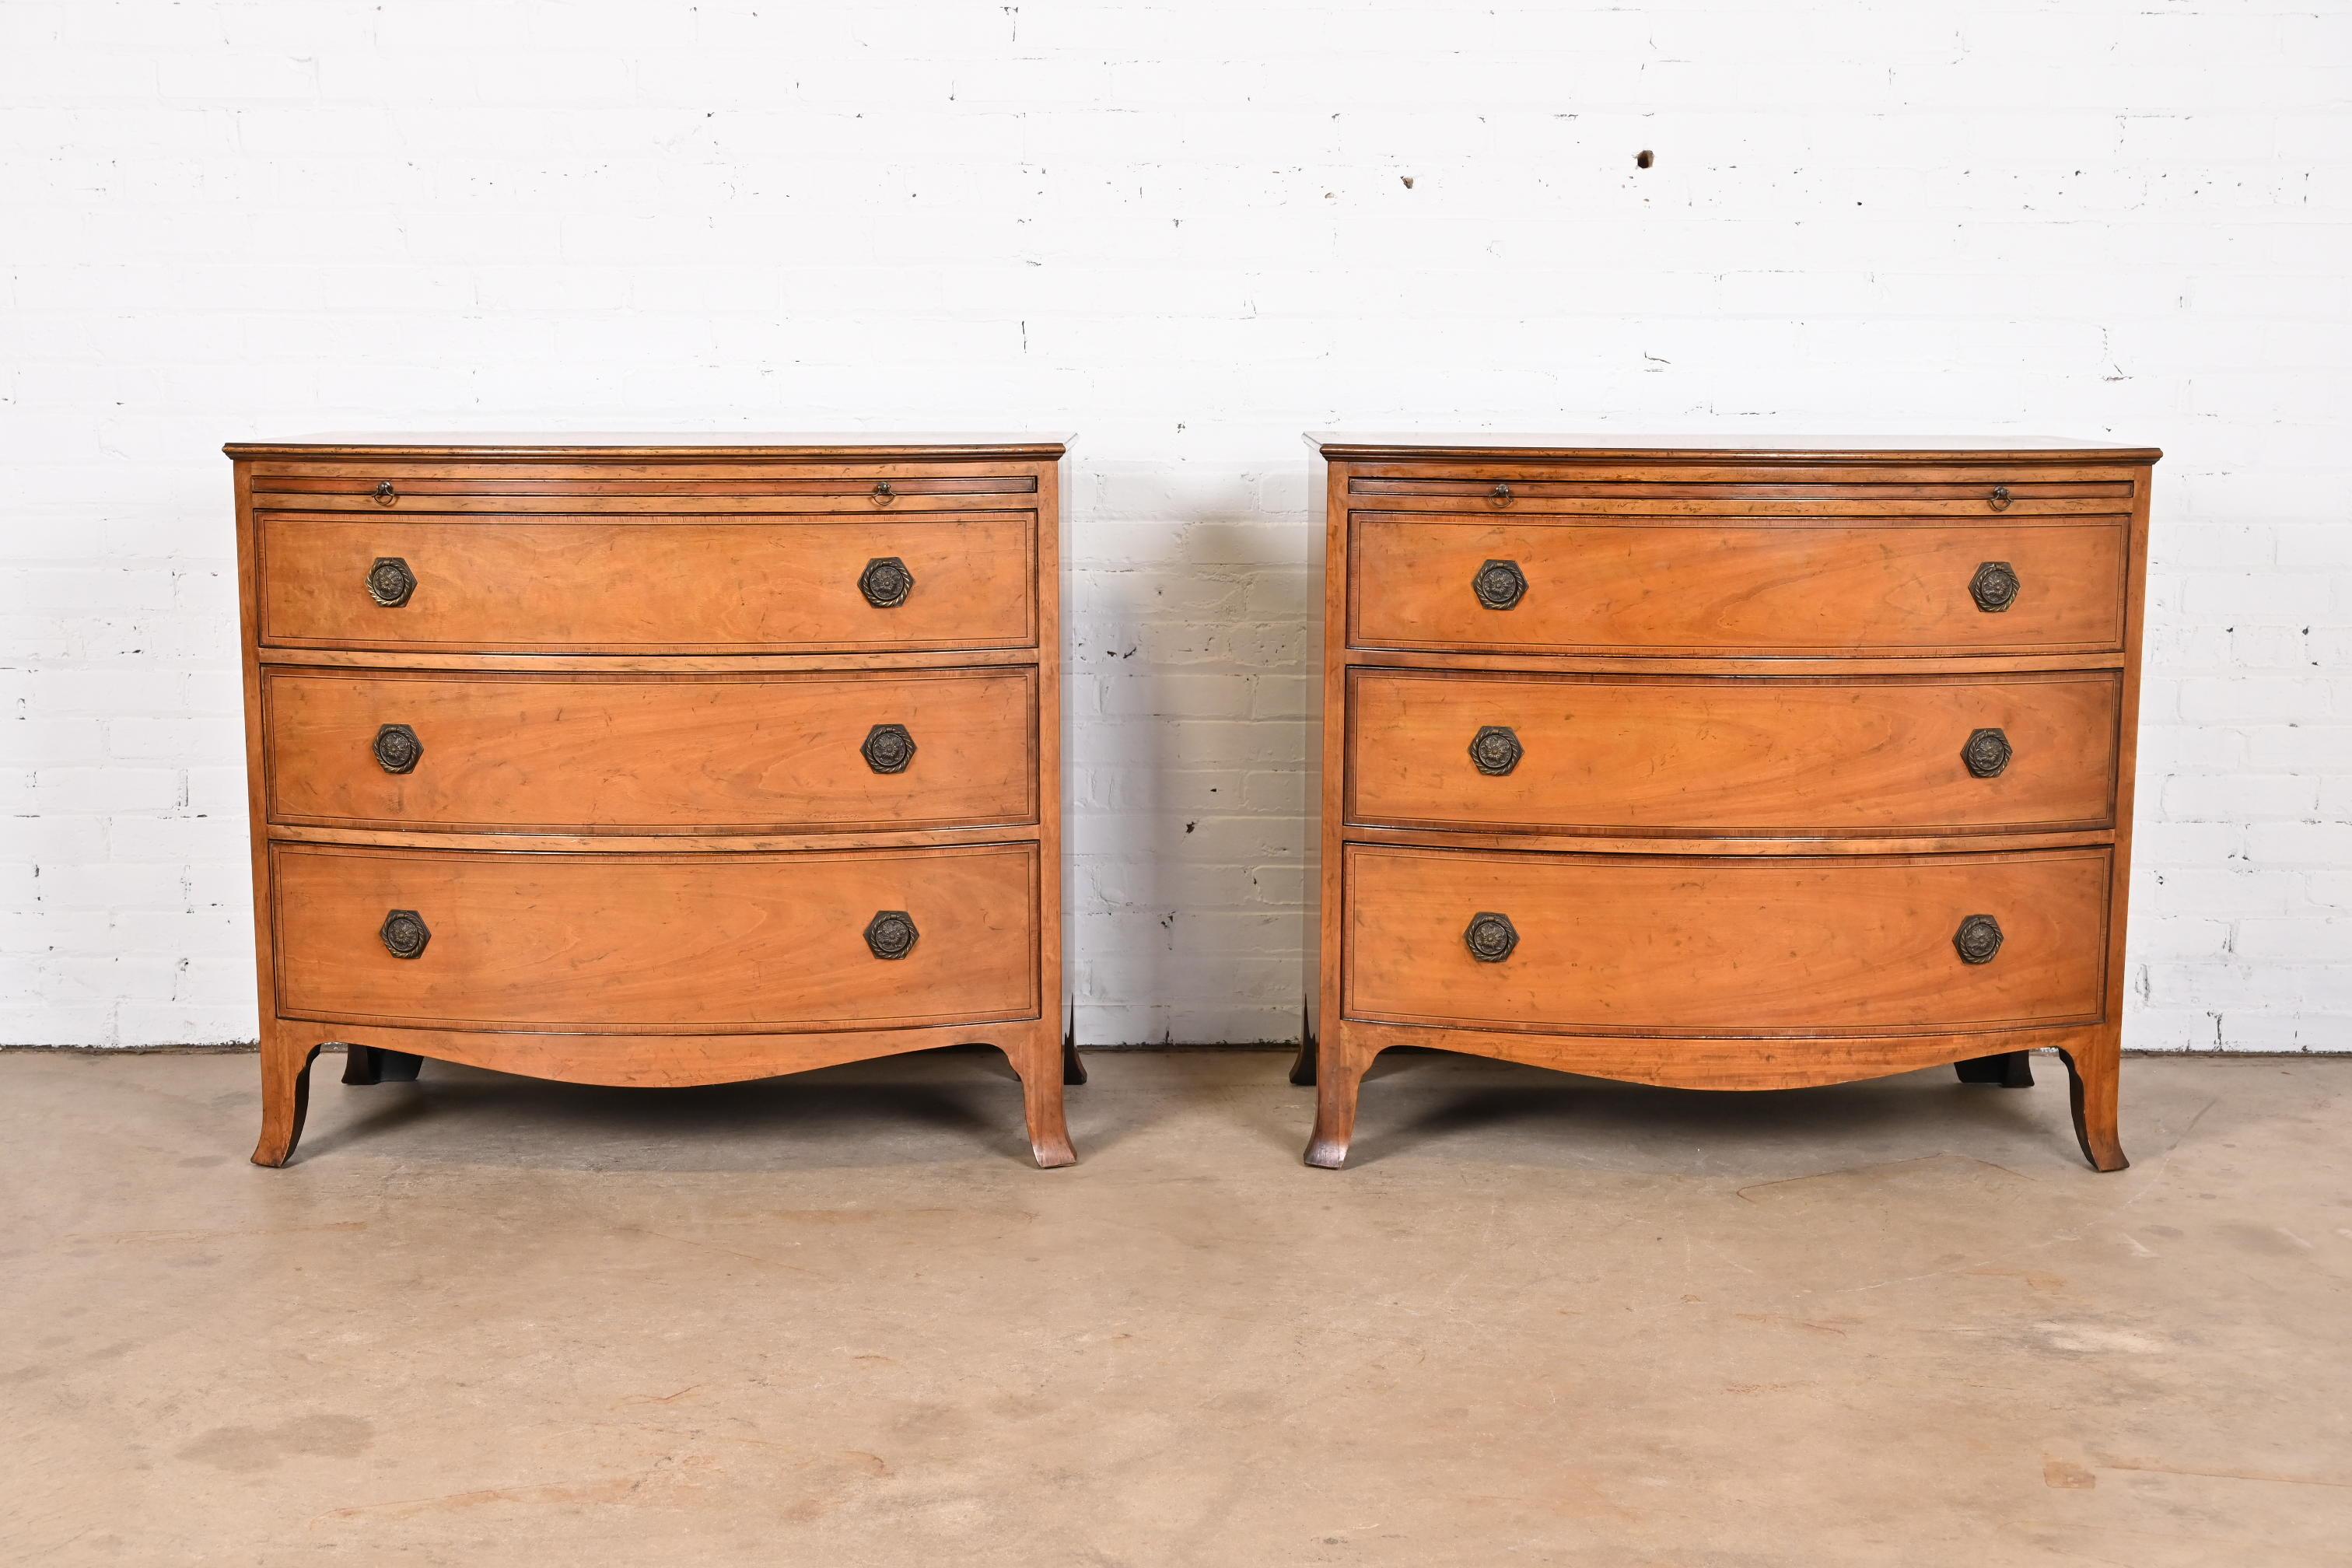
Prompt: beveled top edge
<box><xmin>226</xmin><ymin>432</ymin><xmax>1072</xmax><ymax>460</ymax></box>
<box><xmin>1307</xmin><ymin>432</ymin><xmax>2162</xmax><ymax>463</ymax></box>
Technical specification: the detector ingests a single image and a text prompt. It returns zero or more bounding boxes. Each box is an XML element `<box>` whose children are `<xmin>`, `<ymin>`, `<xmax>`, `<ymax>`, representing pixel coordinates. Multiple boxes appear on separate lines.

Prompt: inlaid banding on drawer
<box><xmin>1341</xmin><ymin>845</ymin><xmax>2109</xmax><ymax>1036</ymax></box>
<box><xmin>271</xmin><ymin>842</ymin><xmax>1041</xmax><ymax>1032</ymax></box>
<box><xmin>1346</xmin><ymin>669</ymin><xmax>2121</xmax><ymax>836</ymax></box>
<box><xmin>1349</xmin><ymin>514</ymin><xmax>2128</xmax><ymax>656</ymax></box>
<box><xmin>250</xmin><ymin>478</ymin><xmax>1038</xmax><ymax>513</ymax></box>
<box><xmin>1349</xmin><ymin>474</ymin><xmax>2133</xmax><ymax>515</ymax></box>
<box><xmin>263</xmin><ymin>667</ymin><xmax>1038</xmax><ymax>833</ymax></box>
<box><xmin>245</xmin><ymin>460</ymin><xmax>1045</xmax><ymax>514</ymax></box>
<box><xmin>257</xmin><ymin>513</ymin><xmax>1035</xmax><ymax>652</ymax></box>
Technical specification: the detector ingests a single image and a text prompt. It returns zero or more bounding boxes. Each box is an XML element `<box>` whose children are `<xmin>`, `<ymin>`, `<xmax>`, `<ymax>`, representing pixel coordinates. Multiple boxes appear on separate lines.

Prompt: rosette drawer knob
<box><xmin>366</xmin><ymin>557</ymin><xmax>417</xmax><ymax>608</ymax></box>
<box><xmin>861</xmin><ymin>723</ymin><xmax>915</xmax><ymax>775</ymax></box>
<box><xmin>1962</xmin><ymin>727</ymin><xmax>2011</xmax><ymax>779</ymax></box>
<box><xmin>1468</xmin><ymin>725</ymin><xmax>1523</xmax><ymax>776</ymax></box>
<box><xmin>1969</xmin><ymin>560</ymin><xmax>2020</xmax><ymax>614</ymax></box>
<box><xmin>1953</xmin><ymin>914</ymin><xmax>2004</xmax><ymax>965</ymax></box>
<box><xmin>380</xmin><ymin>909</ymin><xmax>431</xmax><ymax>960</ymax></box>
<box><xmin>1464</xmin><ymin>912</ymin><xmax>1519</xmax><ymax>963</ymax></box>
<box><xmin>1472</xmin><ymin>558</ymin><xmax>1526</xmax><ymax>611</ymax></box>
<box><xmin>372</xmin><ymin>723</ymin><xmax>423</xmax><ymax>775</ymax></box>
<box><xmin>863</xmin><ymin>910</ymin><xmax>919</xmax><ymax>961</ymax></box>
<box><xmin>859</xmin><ymin>555</ymin><xmax>915</xmax><ymax>608</ymax></box>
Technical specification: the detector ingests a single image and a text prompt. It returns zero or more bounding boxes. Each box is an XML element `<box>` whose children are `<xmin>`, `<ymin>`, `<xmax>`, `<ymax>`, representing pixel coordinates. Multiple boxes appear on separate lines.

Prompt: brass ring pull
<box><xmin>1988</xmin><ymin>485</ymin><xmax>2012</xmax><ymax>512</ymax></box>
<box><xmin>1489</xmin><ymin>481</ymin><xmax>1513</xmax><ymax>505</ymax></box>
<box><xmin>873</xmin><ymin>480</ymin><xmax>895</xmax><ymax>504</ymax></box>
<box><xmin>373</xmin><ymin>480</ymin><xmax>398</xmax><ymax>506</ymax></box>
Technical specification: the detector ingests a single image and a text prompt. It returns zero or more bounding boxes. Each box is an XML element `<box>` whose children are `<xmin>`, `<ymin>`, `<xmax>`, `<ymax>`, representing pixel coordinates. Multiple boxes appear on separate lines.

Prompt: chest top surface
<box><xmin>1310</xmin><ymin>433</ymin><xmax>2161</xmax><ymax>464</ymax></box>
<box><xmin>226</xmin><ymin>433</ymin><xmax>1071</xmax><ymax>460</ymax></box>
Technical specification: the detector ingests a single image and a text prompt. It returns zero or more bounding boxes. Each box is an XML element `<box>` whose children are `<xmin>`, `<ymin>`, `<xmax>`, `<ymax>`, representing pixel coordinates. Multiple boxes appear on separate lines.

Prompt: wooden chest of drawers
<box><xmin>229</xmin><ymin>436</ymin><xmax>1078</xmax><ymax>1167</ymax></box>
<box><xmin>1297</xmin><ymin>436</ymin><xmax>2158</xmax><ymax>1170</ymax></box>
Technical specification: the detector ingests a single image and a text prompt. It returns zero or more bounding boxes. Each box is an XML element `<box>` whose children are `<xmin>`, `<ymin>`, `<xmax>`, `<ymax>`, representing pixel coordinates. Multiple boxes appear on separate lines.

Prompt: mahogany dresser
<box><xmin>1297</xmin><ymin>435</ymin><xmax>2158</xmax><ymax>1171</ymax></box>
<box><xmin>227</xmin><ymin>435</ymin><xmax>1079</xmax><ymax>1167</ymax></box>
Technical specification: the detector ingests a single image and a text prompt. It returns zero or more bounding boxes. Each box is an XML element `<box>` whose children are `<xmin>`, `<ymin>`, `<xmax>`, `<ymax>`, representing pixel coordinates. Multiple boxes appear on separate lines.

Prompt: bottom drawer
<box><xmin>1342</xmin><ymin>844</ymin><xmax>2108</xmax><ymax>1035</ymax></box>
<box><xmin>272</xmin><ymin>842</ymin><xmax>1039</xmax><ymax>1031</ymax></box>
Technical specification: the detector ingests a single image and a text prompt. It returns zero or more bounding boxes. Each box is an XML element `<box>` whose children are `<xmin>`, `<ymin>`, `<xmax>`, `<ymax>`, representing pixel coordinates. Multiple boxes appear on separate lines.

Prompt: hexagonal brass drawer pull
<box><xmin>864</xmin><ymin>910</ymin><xmax>918</xmax><ymax>960</ymax></box>
<box><xmin>380</xmin><ymin>909</ymin><xmax>431</xmax><ymax>960</ymax></box>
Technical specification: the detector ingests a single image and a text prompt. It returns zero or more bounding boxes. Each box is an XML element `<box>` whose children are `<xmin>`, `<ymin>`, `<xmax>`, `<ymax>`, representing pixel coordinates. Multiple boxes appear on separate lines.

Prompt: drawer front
<box><xmin>264</xmin><ymin>667</ymin><xmax>1037</xmax><ymax>833</ymax></box>
<box><xmin>1347</xmin><ymin>467</ymin><xmax>2134</xmax><ymax>516</ymax></box>
<box><xmin>257</xmin><ymin>513</ymin><xmax>1034</xmax><ymax>652</ymax></box>
<box><xmin>272</xmin><ymin>843</ymin><xmax>1039</xmax><ymax>1031</ymax></box>
<box><xmin>1349</xmin><ymin>515</ymin><xmax>2126</xmax><ymax>656</ymax></box>
<box><xmin>1342</xmin><ymin>845</ymin><xmax>2108</xmax><ymax>1034</ymax></box>
<box><xmin>249</xmin><ymin>463</ymin><xmax>1039</xmax><ymax>515</ymax></box>
<box><xmin>1347</xmin><ymin>670</ymin><xmax>2119</xmax><ymax>836</ymax></box>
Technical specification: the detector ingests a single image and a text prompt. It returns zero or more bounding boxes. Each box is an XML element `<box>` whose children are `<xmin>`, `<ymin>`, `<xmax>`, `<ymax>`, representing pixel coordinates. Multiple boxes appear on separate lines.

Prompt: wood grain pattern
<box><xmin>280</xmin><ymin>1020</ymin><xmax>1068</xmax><ymax>1088</ymax></box>
<box><xmin>1344</xmin><ymin>647</ymin><xmax>2125</xmax><ymax>677</ymax></box>
<box><xmin>1349</xmin><ymin>513</ymin><xmax>2128</xmax><ymax>656</ymax></box>
<box><xmin>1346</xmin><ymin>668</ymin><xmax>2119</xmax><ymax>836</ymax></box>
<box><xmin>265</xmin><ymin>824</ymin><xmax>1045</xmax><ymax>855</ymax></box>
<box><xmin>255</xmin><ymin>647</ymin><xmax>1040</xmax><ymax>674</ymax></box>
<box><xmin>1349</xmin><ymin>474</ymin><xmax>2132</xmax><ymax>510</ymax></box>
<box><xmin>1307</xmin><ymin>435</ymin><xmax>2161</xmax><ymax>462</ymax></box>
<box><xmin>257</xmin><ymin>512</ymin><xmax>1036</xmax><ymax>652</ymax></box>
<box><xmin>1336</xmin><ymin>1019</ymin><xmax>2111</xmax><ymax>1091</ymax></box>
<box><xmin>1342</xmin><ymin>843</ymin><xmax>2109</xmax><ymax>1035</ymax></box>
<box><xmin>1339</xmin><ymin>824</ymin><xmax>2116</xmax><ymax>859</ymax></box>
<box><xmin>233</xmin><ymin>439</ymin><xmax>1071</xmax><ymax>1168</ymax></box>
<box><xmin>1350</xmin><ymin>496</ymin><xmax>2129</xmax><ymax>518</ymax></box>
<box><xmin>252</xmin><ymin>492</ymin><xmax>1038</xmax><ymax>516</ymax></box>
<box><xmin>272</xmin><ymin>842</ymin><xmax>1041</xmax><ymax>1032</ymax></box>
<box><xmin>253</xmin><ymin>471</ymin><xmax>1038</xmax><ymax>502</ymax></box>
<box><xmin>263</xmin><ymin>666</ymin><xmax>1037</xmax><ymax>833</ymax></box>
<box><xmin>230</xmin><ymin>435</ymin><xmax>1072</xmax><ymax>460</ymax></box>
<box><xmin>1304</xmin><ymin>439</ymin><xmax>2155</xmax><ymax>1171</ymax></box>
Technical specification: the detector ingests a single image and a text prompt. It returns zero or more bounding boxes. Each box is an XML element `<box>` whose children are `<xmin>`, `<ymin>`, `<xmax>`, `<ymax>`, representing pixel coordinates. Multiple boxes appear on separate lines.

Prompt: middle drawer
<box><xmin>263</xmin><ymin>667</ymin><xmax>1037</xmax><ymax>833</ymax></box>
<box><xmin>1347</xmin><ymin>668</ymin><xmax>2120</xmax><ymax>837</ymax></box>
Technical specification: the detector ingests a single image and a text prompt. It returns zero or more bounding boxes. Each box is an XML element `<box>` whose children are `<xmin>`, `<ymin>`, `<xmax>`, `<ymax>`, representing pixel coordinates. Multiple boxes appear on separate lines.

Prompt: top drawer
<box><xmin>247</xmin><ymin>460</ymin><xmax>1040</xmax><ymax>515</ymax></box>
<box><xmin>1348</xmin><ymin>513</ymin><xmax>2129</xmax><ymax>657</ymax></box>
<box><xmin>1346</xmin><ymin>464</ymin><xmax>2137</xmax><ymax>517</ymax></box>
<box><xmin>257</xmin><ymin>512</ymin><xmax>1035</xmax><ymax>653</ymax></box>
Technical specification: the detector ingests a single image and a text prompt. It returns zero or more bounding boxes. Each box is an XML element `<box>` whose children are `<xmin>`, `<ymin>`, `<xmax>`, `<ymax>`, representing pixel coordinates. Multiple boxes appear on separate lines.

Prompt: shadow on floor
<box><xmin>1332</xmin><ymin>1048</ymin><xmax>2103</xmax><ymax>1174</ymax></box>
<box><xmin>276</xmin><ymin>1043</ymin><xmax>2244</xmax><ymax>1180</ymax></box>
<box><xmin>299</xmin><ymin>1044</ymin><xmax>1080</xmax><ymax>1173</ymax></box>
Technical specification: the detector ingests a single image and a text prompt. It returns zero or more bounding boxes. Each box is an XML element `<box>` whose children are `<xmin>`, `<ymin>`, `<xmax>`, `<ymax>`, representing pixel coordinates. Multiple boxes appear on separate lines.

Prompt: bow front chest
<box><xmin>1297</xmin><ymin>435</ymin><xmax>2158</xmax><ymax>1169</ymax></box>
<box><xmin>229</xmin><ymin>436</ymin><xmax>1077</xmax><ymax>1167</ymax></box>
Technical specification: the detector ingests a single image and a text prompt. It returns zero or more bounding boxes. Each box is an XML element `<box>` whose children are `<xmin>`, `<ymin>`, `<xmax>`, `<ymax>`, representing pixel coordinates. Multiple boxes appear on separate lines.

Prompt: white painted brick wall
<box><xmin>2</xmin><ymin>0</ymin><xmax>2347</xmax><ymax>1049</ymax></box>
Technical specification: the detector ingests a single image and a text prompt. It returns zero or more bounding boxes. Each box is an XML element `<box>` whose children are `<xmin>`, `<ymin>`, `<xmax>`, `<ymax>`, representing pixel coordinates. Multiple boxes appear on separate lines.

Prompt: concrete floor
<box><xmin>0</xmin><ymin>1048</ymin><xmax>2347</xmax><ymax>1566</ymax></box>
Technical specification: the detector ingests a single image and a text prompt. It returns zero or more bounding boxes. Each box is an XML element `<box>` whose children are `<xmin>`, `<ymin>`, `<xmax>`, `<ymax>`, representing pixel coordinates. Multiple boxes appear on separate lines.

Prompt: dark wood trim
<box><xmin>228</xmin><ymin>436</ymin><xmax>1071</xmax><ymax>460</ymax></box>
<box><xmin>1308</xmin><ymin>435</ymin><xmax>2162</xmax><ymax>464</ymax></box>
